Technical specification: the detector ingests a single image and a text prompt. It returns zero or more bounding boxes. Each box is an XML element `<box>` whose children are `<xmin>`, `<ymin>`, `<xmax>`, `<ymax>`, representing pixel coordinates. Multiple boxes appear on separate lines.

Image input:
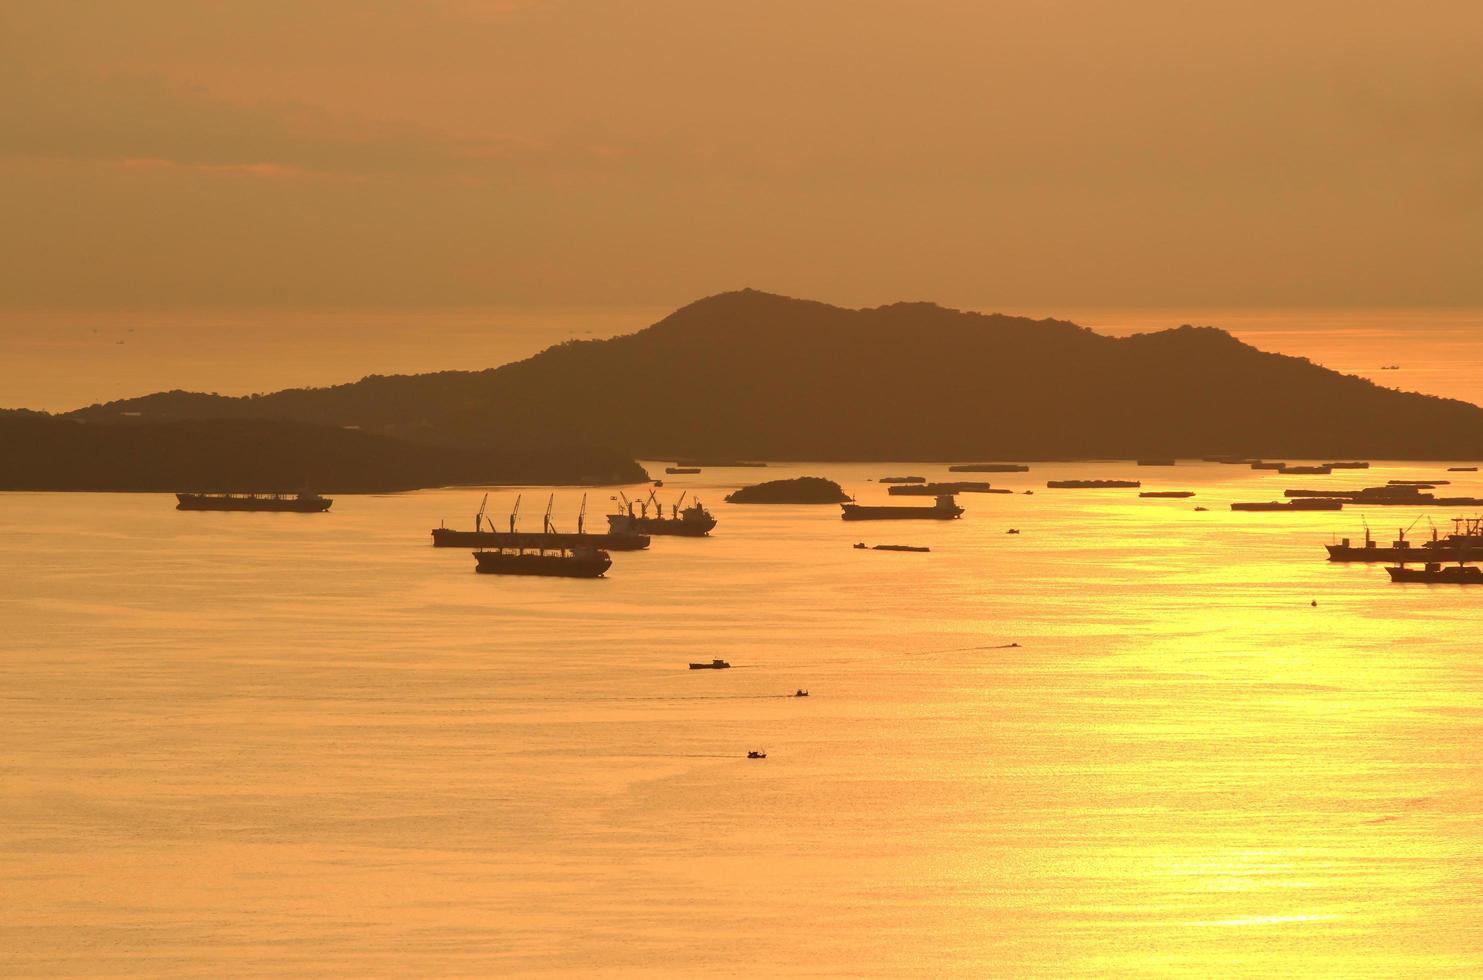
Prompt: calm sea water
<box><xmin>6</xmin><ymin>461</ymin><xmax>1483</xmax><ymax>976</ymax></box>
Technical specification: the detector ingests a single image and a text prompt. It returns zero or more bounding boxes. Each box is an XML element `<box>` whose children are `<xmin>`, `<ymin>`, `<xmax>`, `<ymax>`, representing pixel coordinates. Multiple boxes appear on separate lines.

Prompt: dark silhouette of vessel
<box><xmin>665</xmin><ymin>466</ymin><xmax>702</xmax><ymax>474</ymax></box>
<box><xmin>888</xmin><ymin>481</ymin><xmax>1003</xmax><ymax>495</ymax></box>
<box><xmin>176</xmin><ymin>491</ymin><xmax>331</xmax><ymax>512</ymax></box>
<box><xmin>468</xmin><ymin>494</ymin><xmax>614</xmax><ymax>577</ymax></box>
<box><xmin>1047</xmin><ymin>479</ymin><xmax>1140</xmax><ymax>489</ymax></box>
<box><xmin>1137</xmin><ymin>458</ymin><xmax>1175</xmax><ymax>466</ymax></box>
<box><xmin>949</xmin><ymin>463</ymin><xmax>1029</xmax><ymax>473</ymax></box>
<box><xmin>690</xmin><ymin>659</ymin><xmax>731</xmax><ymax>670</ymax></box>
<box><xmin>610</xmin><ymin>490</ymin><xmax>717</xmax><ymax>536</ymax></box>
<box><xmin>472</xmin><ymin>545</ymin><xmax>611</xmax><ymax>578</ymax></box>
<box><xmin>841</xmin><ymin>494</ymin><xmax>963</xmax><ymax>521</ymax></box>
<box><xmin>1387</xmin><ymin>562</ymin><xmax>1483</xmax><ymax>584</ymax></box>
<box><xmin>853</xmin><ymin>542</ymin><xmax>931</xmax><ymax>552</ymax></box>
<box><xmin>1278</xmin><ymin>464</ymin><xmax>1332</xmax><ymax>475</ymax></box>
<box><xmin>1326</xmin><ymin>461</ymin><xmax>1371</xmax><ymax>469</ymax></box>
<box><xmin>747</xmin><ymin>750</ymin><xmax>767</xmax><ymax>759</ymax></box>
<box><xmin>433</xmin><ymin>494</ymin><xmax>650</xmax><ymax>550</ymax></box>
<box><xmin>879</xmin><ymin>476</ymin><xmax>926</xmax><ymax>484</ymax></box>
<box><xmin>1231</xmin><ymin>499</ymin><xmax>1344</xmax><ymax>511</ymax></box>
<box><xmin>1140</xmin><ymin>491</ymin><xmax>1195</xmax><ymax>498</ymax></box>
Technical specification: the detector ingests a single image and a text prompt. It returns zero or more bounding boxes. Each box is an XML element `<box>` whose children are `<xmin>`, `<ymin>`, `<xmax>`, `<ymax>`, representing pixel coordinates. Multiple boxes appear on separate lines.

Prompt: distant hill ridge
<box><xmin>66</xmin><ymin>289</ymin><xmax>1483</xmax><ymax>460</ymax></box>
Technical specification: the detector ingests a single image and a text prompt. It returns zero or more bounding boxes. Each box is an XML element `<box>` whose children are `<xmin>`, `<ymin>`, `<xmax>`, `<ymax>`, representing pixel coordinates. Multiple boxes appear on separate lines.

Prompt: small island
<box><xmin>724</xmin><ymin>477</ymin><xmax>851</xmax><ymax>504</ymax></box>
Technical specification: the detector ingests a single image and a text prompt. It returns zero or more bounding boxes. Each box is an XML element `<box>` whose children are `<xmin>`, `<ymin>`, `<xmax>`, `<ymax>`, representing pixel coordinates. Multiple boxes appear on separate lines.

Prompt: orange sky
<box><xmin>2</xmin><ymin>1</ymin><xmax>1481</xmax><ymax>311</ymax></box>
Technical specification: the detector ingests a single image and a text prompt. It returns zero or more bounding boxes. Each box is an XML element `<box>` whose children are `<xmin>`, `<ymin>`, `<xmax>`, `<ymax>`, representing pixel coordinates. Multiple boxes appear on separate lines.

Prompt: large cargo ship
<box><xmin>176</xmin><ymin>492</ymin><xmax>332</xmax><ymax>512</ymax></box>
<box><xmin>433</xmin><ymin>494</ymin><xmax>649</xmax><ymax>550</ymax></box>
<box><xmin>841</xmin><ymin>494</ymin><xmax>963</xmax><ymax>521</ymax></box>
<box><xmin>888</xmin><ymin>481</ymin><xmax>1002</xmax><ymax>495</ymax></box>
<box><xmin>609</xmin><ymin>490</ymin><xmax>717</xmax><ymax>537</ymax></box>
<box><xmin>1386</xmin><ymin>563</ymin><xmax>1483</xmax><ymax>584</ymax></box>
<box><xmin>472</xmin><ymin>546</ymin><xmax>611</xmax><ymax>578</ymax></box>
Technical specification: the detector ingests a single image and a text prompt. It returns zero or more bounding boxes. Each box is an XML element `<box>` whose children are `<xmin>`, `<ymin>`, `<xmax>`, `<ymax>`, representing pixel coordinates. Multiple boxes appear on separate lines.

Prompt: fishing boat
<box><xmin>434</xmin><ymin>493</ymin><xmax>650</xmax><ymax>550</ymax></box>
<box><xmin>689</xmin><ymin>659</ymin><xmax>731</xmax><ymax>670</ymax></box>
<box><xmin>841</xmin><ymin>494</ymin><xmax>963</xmax><ymax>521</ymax></box>
<box><xmin>747</xmin><ymin>750</ymin><xmax>767</xmax><ymax>759</ymax></box>
<box><xmin>794</xmin><ymin>690</ymin><xmax>809</xmax><ymax>697</ymax></box>
<box><xmin>176</xmin><ymin>491</ymin><xmax>331</xmax><ymax>512</ymax></box>
<box><xmin>609</xmin><ymin>490</ymin><xmax>717</xmax><ymax>536</ymax></box>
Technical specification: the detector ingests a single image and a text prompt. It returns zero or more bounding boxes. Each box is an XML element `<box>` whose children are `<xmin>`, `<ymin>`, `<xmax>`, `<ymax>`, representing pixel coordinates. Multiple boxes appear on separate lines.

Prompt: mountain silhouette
<box><xmin>0</xmin><ymin>416</ymin><xmax>645</xmax><ymax>492</ymax></box>
<box><xmin>65</xmin><ymin>289</ymin><xmax>1483</xmax><ymax>460</ymax></box>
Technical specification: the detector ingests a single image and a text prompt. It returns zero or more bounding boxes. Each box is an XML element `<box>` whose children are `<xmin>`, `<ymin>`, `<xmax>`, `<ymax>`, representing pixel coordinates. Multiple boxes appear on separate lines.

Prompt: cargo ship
<box><xmin>841</xmin><ymin>493</ymin><xmax>963</xmax><ymax>521</ymax></box>
<box><xmin>433</xmin><ymin>494</ymin><xmax>649</xmax><ymax>550</ymax></box>
<box><xmin>1386</xmin><ymin>562</ymin><xmax>1483</xmax><ymax>584</ymax></box>
<box><xmin>949</xmin><ymin>463</ymin><xmax>1029</xmax><ymax>473</ymax></box>
<box><xmin>176</xmin><ymin>491</ymin><xmax>331</xmax><ymax>512</ymax></box>
<box><xmin>609</xmin><ymin>490</ymin><xmax>717</xmax><ymax>536</ymax></box>
<box><xmin>1140</xmin><ymin>491</ymin><xmax>1195</xmax><ymax>498</ymax></box>
<box><xmin>1047</xmin><ymin>479</ymin><xmax>1140</xmax><ymax>489</ymax></box>
<box><xmin>1231</xmin><ymin>499</ymin><xmax>1344</xmax><ymax>511</ymax></box>
<box><xmin>888</xmin><ymin>481</ymin><xmax>1003</xmax><ymax>495</ymax></box>
<box><xmin>472</xmin><ymin>545</ymin><xmax>611</xmax><ymax>578</ymax></box>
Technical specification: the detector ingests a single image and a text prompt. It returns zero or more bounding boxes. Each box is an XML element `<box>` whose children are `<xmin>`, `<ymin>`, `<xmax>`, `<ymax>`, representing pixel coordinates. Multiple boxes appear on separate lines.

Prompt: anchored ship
<box><xmin>841</xmin><ymin>493</ymin><xmax>963</xmax><ymax>521</ymax></box>
<box><xmin>176</xmin><ymin>491</ymin><xmax>331</xmax><ymax>512</ymax></box>
<box><xmin>609</xmin><ymin>490</ymin><xmax>717</xmax><ymax>537</ymax></box>
<box><xmin>433</xmin><ymin>493</ymin><xmax>650</xmax><ymax>550</ymax></box>
<box><xmin>1387</xmin><ymin>563</ymin><xmax>1483</xmax><ymax>584</ymax></box>
<box><xmin>1231</xmin><ymin>499</ymin><xmax>1343</xmax><ymax>511</ymax></box>
<box><xmin>468</xmin><ymin>494</ymin><xmax>613</xmax><ymax>577</ymax></box>
<box><xmin>888</xmin><ymin>481</ymin><xmax>1004</xmax><ymax>495</ymax></box>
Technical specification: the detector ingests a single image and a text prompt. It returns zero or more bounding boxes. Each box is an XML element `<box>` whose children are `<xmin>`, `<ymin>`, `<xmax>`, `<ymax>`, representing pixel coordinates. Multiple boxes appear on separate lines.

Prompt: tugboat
<box><xmin>793</xmin><ymin>689</ymin><xmax>809</xmax><ymax>698</ymax></box>
<box><xmin>470</xmin><ymin>494</ymin><xmax>612</xmax><ymax>577</ymax></box>
<box><xmin>434</xmin><ymin>494</ymin><xmax>650</xmax><ymax>551</ymax></box>
<box><xmin>747</xmin><ymin>750</ymin><xmax>767</xmax><ymax>759</ymax></box>
<box><xmin>841</xmin><ymin>494</ymin><xmax>963</xmax><ymax>521</ymax></box>
<box><xmin>689</xmin><ymin>659</ymin><xmax>732</xmax><ymax>670</ymax></box>
<box><xmin>176</xmin><ymin>491</ymin><xmax>331</xmax><ymax>512</ymax></box>
<box><xmin>609</xmin><ymin>490</ymin><xmax>717</xmax><ymax>537</ymax></box>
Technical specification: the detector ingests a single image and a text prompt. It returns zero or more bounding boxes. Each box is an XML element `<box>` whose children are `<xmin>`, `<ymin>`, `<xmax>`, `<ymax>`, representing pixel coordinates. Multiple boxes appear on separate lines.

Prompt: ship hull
<box><xmin>433</xmin><ymin>529</ymin><xmax>649</xmax><ymax>550</ymax></box>
<box><xmin>1386</xmin><ymin>566</ymin><xmax>1483</xmax><ymax>584</ymax></box>
<box><xmin>176</xmin><ymin>493</ymin><xmax>331</xmax><ymax>512</ymax></box>
<box><xmin>613</xmin><ymin>517</ymin><xmax>716</xmax><ymax>537</ymax></box>
<box><xmin>1326</xmin><ymin>544</ymin><xmax>1479</xmax><ymax>563</ymax></box>
<box><xmin>472</xmin><ymin>550</ymin><xmax>611</xmax><ymax>578</ymax></box>
<box><xmin>841</xmin><ymin>505</ymin><xmax>962</xmax><ymax>521</ymax></box>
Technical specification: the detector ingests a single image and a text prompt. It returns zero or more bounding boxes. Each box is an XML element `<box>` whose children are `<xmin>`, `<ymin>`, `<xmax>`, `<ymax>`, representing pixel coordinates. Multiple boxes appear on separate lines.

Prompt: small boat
<box><xmin>747</xmin><ymin>750</ymin><xmax>767</xmax><ymax>759</ymax></box>
<box><xmin>794</xmin><ymin>689</ymin><xmax>809</xmax><ymax>698</ymax></box>
<box><xmin>1386</xmin><ymin>562</ymin><xmax>1483</xmax><ymax>584</ymax></box>
<box><xmin>1006</xmin><ymin>528</ymin><xmax>1020</xmax><ymax>534</ymax></box>
<box><xmin>689</xmin><ymin>659</ymin><xmax>731</xmax><ymax>670</ymax></box>
<box><xmin>1194</xmin><ymin>506</ymin><xmax>1209</xmax><ymax>511</ymax></box>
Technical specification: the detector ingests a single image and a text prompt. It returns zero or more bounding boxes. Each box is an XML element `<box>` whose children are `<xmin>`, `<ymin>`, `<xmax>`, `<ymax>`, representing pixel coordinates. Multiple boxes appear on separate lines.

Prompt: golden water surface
<box><xmin>5</xmin><ymin>461</ymin><xmax>1483</xmax><ymax>976</ymax></box>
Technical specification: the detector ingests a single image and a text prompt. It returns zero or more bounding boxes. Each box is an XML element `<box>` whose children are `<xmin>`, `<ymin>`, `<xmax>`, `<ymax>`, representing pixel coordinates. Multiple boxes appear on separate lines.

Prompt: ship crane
<box><xmin>673</xmin><ymin>491</ymin><xmax>688</xmax><ymax>518</ymax></box>
<box><xmin>577</xmin><ymin>493</ymin><xmax>587</xmax><ymax>535</ymax></box>
<box><xmin>474</xmin><ymin>492</ymin><xmax>489</xmax><ymax>533</ymax></box>
<box><xmin>543</xmin><ymin>493</ymin><xmax>556</xmax><ymax>535</ymax></box>
<box><xmin>509</xmin><ymin>494</ymin><xmax>522</xmax><ymax>534</ymax></box>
